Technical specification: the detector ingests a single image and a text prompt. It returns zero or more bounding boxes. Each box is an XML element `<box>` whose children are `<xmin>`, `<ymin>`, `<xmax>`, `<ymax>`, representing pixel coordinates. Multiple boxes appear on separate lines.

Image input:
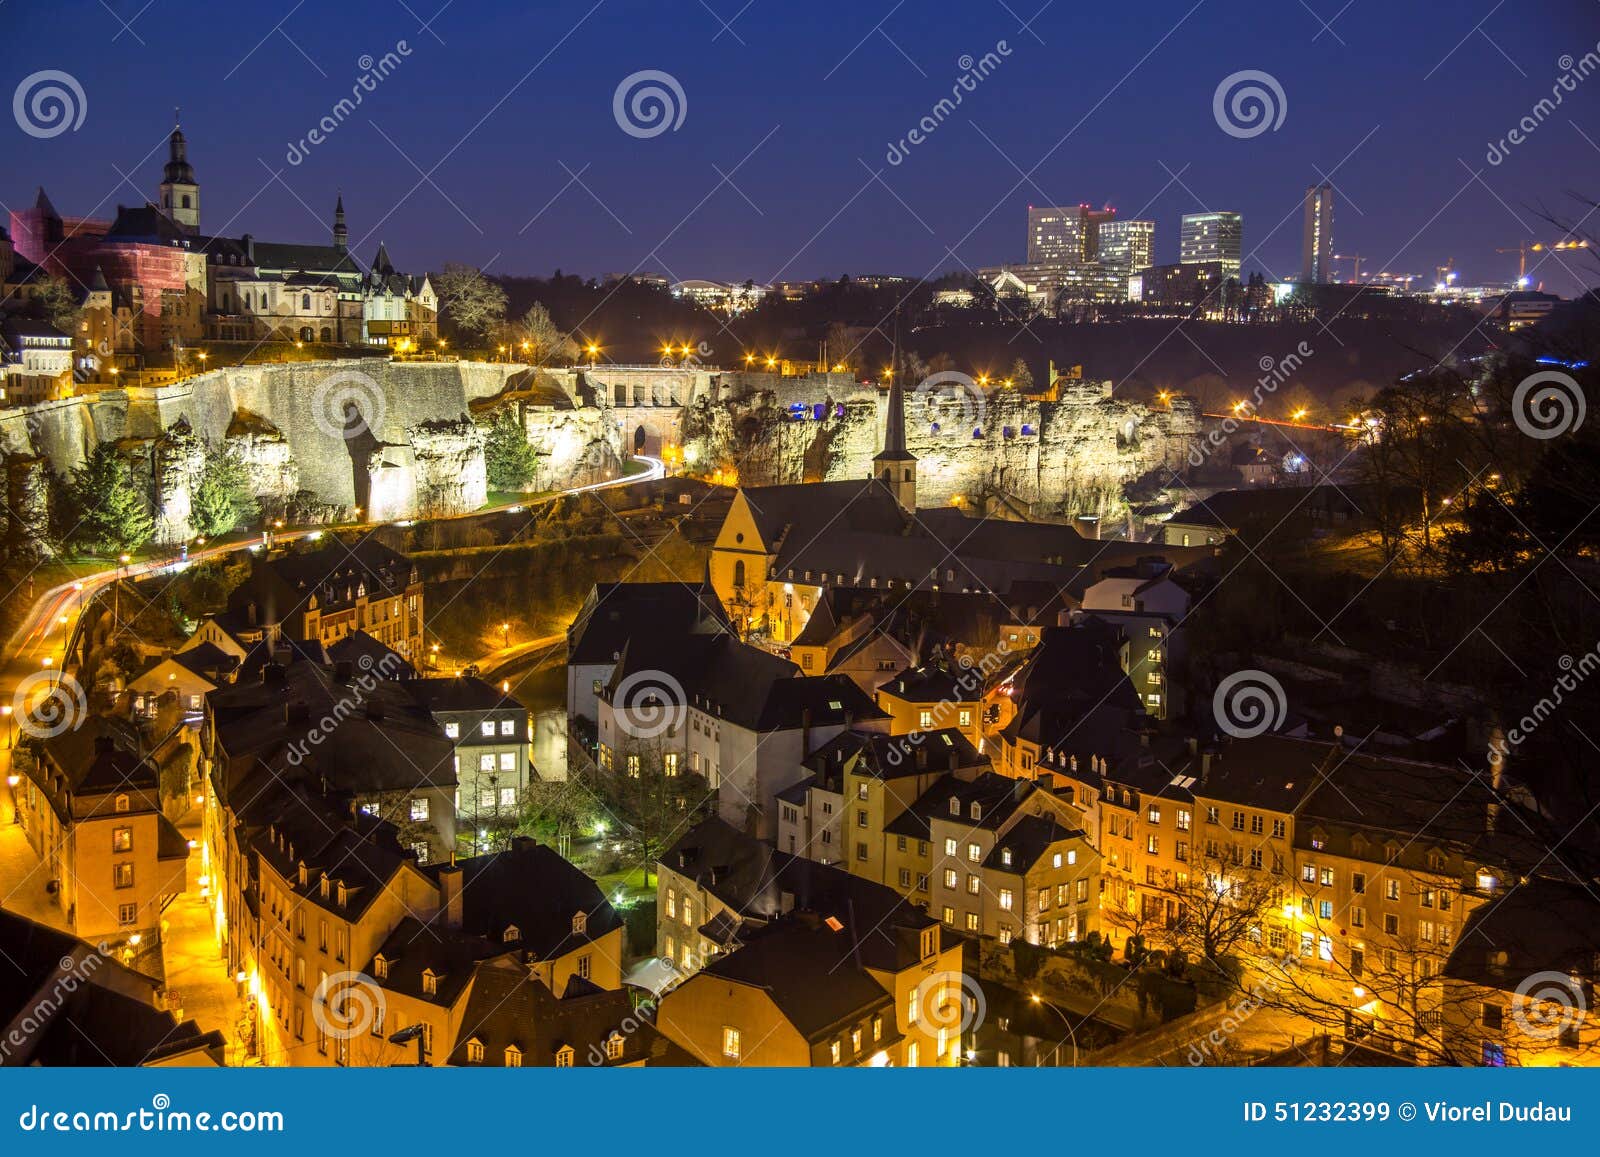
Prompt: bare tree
<box><xmin>434</xmin><ymin>263</ymin><xmax>508</xmax><ymax>338</ymax></box>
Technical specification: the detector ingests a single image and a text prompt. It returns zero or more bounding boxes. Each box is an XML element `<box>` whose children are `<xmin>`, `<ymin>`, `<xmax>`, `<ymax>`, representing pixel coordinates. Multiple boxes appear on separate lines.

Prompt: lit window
<box><xmin>722</xmin><ymin>1026</ymin><xmax>742</xmax><ymax>1060</ymax></box>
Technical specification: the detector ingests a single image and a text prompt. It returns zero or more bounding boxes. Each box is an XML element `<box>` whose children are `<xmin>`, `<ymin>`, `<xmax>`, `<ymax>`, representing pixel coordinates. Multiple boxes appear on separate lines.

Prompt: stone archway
<box><xmin>633</xmin><ymin>425</ymin><xmax>647</xmax><ymax>454</ymax></box>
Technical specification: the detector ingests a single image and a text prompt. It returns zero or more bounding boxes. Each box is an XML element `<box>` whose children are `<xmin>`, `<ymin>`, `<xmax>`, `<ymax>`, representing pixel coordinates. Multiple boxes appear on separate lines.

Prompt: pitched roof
<box><xmin>661</xmin><ymin>817</ymin><xmax>945</xmax><ymax>974</ymax></box>
<box><xmin>567</xmin><ymin>581</ymin><xmax>729</xmax><ymax>666</ymax></box>
<box><xmin>696</xmin><ymin>917</ymin><xmax>900</xmax><ymax>1041</ymax></box>
<box><xmin>446</xmin><ymin>956</ymin><xmax>662</xmax><ymax>1066</ymax></box>
<box><xmin>0</xmin><ymin>910</ymin><xmax>224</xmax><ymax>1066</ymax></box>
<box><xmin>429</xmin><ymin>838</ymin><xmax>623</xmax><ymax>961</ymax></box>
<box><xmin>1443</xmin><ymin>879</ymin><xmax>1600</xmax><ymax>989</ymax></box>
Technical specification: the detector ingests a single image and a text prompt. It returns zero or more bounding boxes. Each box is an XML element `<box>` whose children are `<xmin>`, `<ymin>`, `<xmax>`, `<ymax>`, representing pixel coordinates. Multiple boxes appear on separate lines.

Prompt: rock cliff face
<box><xmin>410</xmin><ymin>416</ymin><xmax>488</xmax><ymax>516</ymax></box>
<box><xmin>679</xmin><ymin>378</ymin><xmax>1202</xmax><ymax>518</ymax></box>
<box><xmin>2</xmin><ymin>362</ymin><xmax>1206</xmax><ymax>549</ymax></box>
<box><xmin>4</xmin><ymin>455</ymin><xmax>54</xmax><ymax>560</ymax></box>
<box><xmin>148</xmin><ymin>418</ymin><xmax>207</xmax><ymax>545</ymax></box>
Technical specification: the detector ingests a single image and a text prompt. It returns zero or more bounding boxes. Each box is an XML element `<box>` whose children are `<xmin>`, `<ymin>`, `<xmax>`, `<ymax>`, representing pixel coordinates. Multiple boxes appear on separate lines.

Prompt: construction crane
<box><xmin>1433</xmin><ymin>260</ymin><xmax>1458</xmax><ymax>292</ymax></box>
<box><xmin>1495</xmin><ymin>238</ymin><xmax>1591</xmax><ymax>283</ymax></box>
<box><xmin>1329</xmin><ymin>253</ymin><xmax>1365</xmax><ymax>282</ymax></box>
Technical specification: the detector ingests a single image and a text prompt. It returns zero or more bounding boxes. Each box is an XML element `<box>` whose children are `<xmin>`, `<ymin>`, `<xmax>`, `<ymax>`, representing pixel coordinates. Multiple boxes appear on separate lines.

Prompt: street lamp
<box><xmin>1029</xmin><ymin>993</ymin><xmax>1079</xmax><ymax>1066</ymax></box>
<box><xmin>389</xmin><ymin>1023</ymin><xmax>429</xmax><ymax>1066</ymax></box>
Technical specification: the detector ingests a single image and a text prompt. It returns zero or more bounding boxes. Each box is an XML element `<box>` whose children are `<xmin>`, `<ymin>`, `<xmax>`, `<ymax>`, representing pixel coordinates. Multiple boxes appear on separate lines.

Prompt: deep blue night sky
<box><xmin>5</xmin><ymin>0</ymin><xmax>1600</xmax><ymax>293</ymax></box>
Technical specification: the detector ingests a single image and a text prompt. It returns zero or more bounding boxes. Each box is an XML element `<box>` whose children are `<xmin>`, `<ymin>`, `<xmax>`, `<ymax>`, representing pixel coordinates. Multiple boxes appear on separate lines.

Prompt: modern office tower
<box><xmin>1097</xmin><ymin>219</ymin><xmax>1155</xmax><ymax>279</ymax></box>
<box><xmin>1180</xmin><ymin>211</ymin><xmax>1242</xmax><ymax>280</ymax></box>
<box><xmin>1028</xmin><ymin>205</ymin><xmax>1087</xmax><ymax>263</ymax></box>
<box><xmin>1027</xmin><ymin>204</ymin><xmax>1117</xmax><ymax>264</ymax></box>
<box><xmin>1301</xmin><ymin>185</ymin><xmax>1334</xmax><ymax>284</ymax></box>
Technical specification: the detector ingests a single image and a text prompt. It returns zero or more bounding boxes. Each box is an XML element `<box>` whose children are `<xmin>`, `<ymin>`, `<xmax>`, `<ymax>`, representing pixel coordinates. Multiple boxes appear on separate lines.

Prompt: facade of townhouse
<box><xmin>12</xmin><ymin>724</ymin><xmax>189</xmax><ymax>949</ymax></box>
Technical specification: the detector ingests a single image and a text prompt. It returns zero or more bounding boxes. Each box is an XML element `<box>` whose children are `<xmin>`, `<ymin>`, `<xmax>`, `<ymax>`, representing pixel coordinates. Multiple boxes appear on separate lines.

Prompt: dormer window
<box><xmin>298</xmin><ymin>864</ymin><xmax>308</xmax><ymax>887</ymax></box>
<box><xmin>572</xmin><ymin>911</ymin><xmax>587</xmax><ymax>934</ymax></box>
<box><xmin>336</xmin><ymin>881</ymin><xmax>348</xmax><ymax>907</ymax></box>
<box><xmin>421</xmin><ymin>968</ymin><xmax>438</xmax><ymax>997</ymax></box>
<box><xmin>1001</xmin><ymin>849</ymin><xmax>1012</xmax><ymax>866</ymax></box>
<box><xmin>505</xmin><ymin>1045</ymin><xmax>523</xmax><ymax>1067</ymax></box>
<box><xmin>319</xmin><ymin>876</ymin><xmax>329</xmax><ymax>900</ymax></box>
<box><xmin>555</xmin><ymin>1045</ymin><xmax>575</xmax><ymax>1067</ymax></box>
<box><xmin>113</xmin><ymin>793</ymin><xmax>130</xmax><ymax>813</ymax></box>
<box><xmin>970</xmin><ymin>802</ymin><xmax>982</xmax><ymax>821</ymax></box>
<box><xmin>948</xmin><ymin>797</ymin><xmax>960</xmax><ymax>816</ymax></box>
<box><xmin>605</xmin><ymin>1033</ymin><xmax>625</xmax><ymax>1060</ymax></box>
<box><xmin>503</xmin><ymin>924</ymin><xmax>520</xmax><ymax>943</ymax></box>
<box><xmin>373</xmin><ymin>954</ymin><xmax>388</xmax><ymax>980</ymax></box>
<box><xmin>465</xmin><ymin>1038</ymin><xmax>484</xmax><ymax>1064</ymax></box>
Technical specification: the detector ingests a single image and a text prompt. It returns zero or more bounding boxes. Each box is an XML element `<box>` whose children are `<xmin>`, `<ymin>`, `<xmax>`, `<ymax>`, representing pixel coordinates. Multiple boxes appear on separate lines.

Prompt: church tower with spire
<box><xmin>873</xmin><ymin>375</ymin><xmax>918</xmax><ymax>513</ymax></box>
<box><xmin>332</xmin><ymin>194</ymin><xmax>348</xmax><ymax>253</ymax></box>
<box><xmin>158</xmin><ymin>112</ymin><xmax>200</xmax><ymax>233</ymax></box>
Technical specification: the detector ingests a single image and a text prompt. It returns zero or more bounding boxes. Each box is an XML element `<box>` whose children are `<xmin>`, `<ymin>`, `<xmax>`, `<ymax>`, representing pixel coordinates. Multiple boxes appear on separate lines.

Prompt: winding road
<box><xmin>2</xmin><ymin>454</ymin><xmax>665</xmax><ymax>725</ymax></box>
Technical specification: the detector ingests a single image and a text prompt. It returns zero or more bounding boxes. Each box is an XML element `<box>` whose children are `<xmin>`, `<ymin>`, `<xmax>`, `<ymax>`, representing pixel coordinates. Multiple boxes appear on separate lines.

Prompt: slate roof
<box><xmin>567</xmin><ymin>581</ymin><xmax>729</xmax><ymax>666</ymax></box>
<box><xmin>1443</xmin><ymin>879</ymin><xmax>1600</xmax><ymax>989</ymax></box>
<box><xmin>0</xmin><ymin>910</ymin><xmax>224</xmax><ymax>1066</ymax></box>
<box><xmin>446</xmin><ymin>956</ymin><xmax>668</xmax><ymax>1067</ymax></box>
<box><xmin>661</xmin><ymin>817</ymin><xmax>949</xmax><ymax>974</ymax></box>
<box><xmin>427</xmin><ymin>838</ymin><xmax>623</xmax><ymax>962</ymax></box>
<box><xmin>697</xmin><ymin>917</ymin><xmax>901</xmax><ymax>1042</ymax></box>
<box><xmin>983</xmin><ymin>812</ymin><xmax>1087</xmax><ymax>873</ymax></box>
<box><xmin>606</xmin><ymin>632</ymin><xmax>882</xmax><ymax>733</ymax></box>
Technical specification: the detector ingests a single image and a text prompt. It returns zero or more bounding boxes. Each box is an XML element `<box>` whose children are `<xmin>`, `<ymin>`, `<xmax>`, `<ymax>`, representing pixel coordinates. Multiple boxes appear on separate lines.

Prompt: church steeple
<box><xmin>332</xmin><ymin>194</ymin><xmax>348</xmax><ymax>253</ymax></box>
<box><xmin>158</xmin><ymin>110</ymin><xmax>200</xmax><ymax>233</ymax></box>
<box><xmin>873</xmin><ymin>374</ymin><xmax>917</xmax><ymax>513</ymax></box>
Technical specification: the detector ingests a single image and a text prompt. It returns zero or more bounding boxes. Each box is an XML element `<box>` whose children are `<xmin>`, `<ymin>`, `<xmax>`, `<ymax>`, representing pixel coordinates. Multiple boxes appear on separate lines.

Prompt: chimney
<box><xmin>1486</xmin><ymin>727</ymin><xmax>1506</xmax><ymax>833</ymax></box>
<box><xmin>1200</xmin><ymin>749</ymin><xmax>1213</xmax><ymax>784</ymax></box>
<box><xmin>439</xmin><ymin>864</ymin><xmax>464</xmax><ymax>929</ymax></box>
<box><xmin>248</xmin><ymin>601</ymin><xmax>258</xmax><ymax>626</ymax></box>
